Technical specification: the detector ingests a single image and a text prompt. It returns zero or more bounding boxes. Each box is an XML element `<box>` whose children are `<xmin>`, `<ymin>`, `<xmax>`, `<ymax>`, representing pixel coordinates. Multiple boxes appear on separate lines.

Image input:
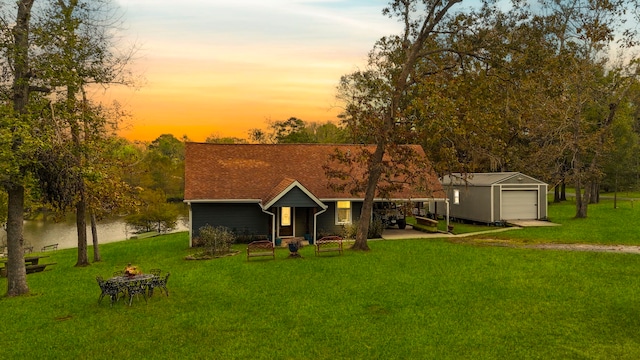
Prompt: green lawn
<box><xmin>475</xmin><ymin>198</ymin><xmax>640</xmax><ymax>245</ymax></box>
<box><xmin>2</xmin><ymin>200</ymin><xmax>640</xmax><ymax>358</ymax></box>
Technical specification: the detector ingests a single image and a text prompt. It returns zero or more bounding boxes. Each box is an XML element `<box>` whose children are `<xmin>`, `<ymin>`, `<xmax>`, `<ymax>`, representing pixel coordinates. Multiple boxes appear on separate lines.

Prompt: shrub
<box><xmin>341</xmin><ymin>224</ymin><xmax>357</xmax><ymax>239</ymax></box>
<box><xmin>341</xmin><ymin>218</ymin><xmax>384</xmax><ymax>239</ymax></box>
<box><xmin>197</xmin><ymin>225</ymin><xmax>236</xmax><ymax>256</ymax></box>
<box><xmin>367</xmin><ymin>218</ymin><xmax>384</xmax><ymax>238</ymax></box>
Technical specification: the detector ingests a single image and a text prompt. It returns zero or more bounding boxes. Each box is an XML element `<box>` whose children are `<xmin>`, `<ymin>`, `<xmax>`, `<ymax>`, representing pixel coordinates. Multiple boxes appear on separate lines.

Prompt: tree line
<box><xmin>332</xmin><ymin>0</ymin><xmax>640</xmax><ymax>250</ymax></box>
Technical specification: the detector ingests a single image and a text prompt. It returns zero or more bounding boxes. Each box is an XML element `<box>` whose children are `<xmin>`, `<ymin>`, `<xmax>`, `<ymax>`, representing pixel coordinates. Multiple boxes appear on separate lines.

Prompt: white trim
<box><xmin>185</xmin><ymin>199</ymin><xmax>262</xmax><ymax>204</ymax></box>
<box><xmin>260</xmin><ymin>207</ymin><xmax>276</xmax><ymax>246</ymax></box>
<box><xmin>445</xmin><ymin>198</ymin><xmax>450</xmax><ymax>230</ymax></box>
<box><xmin>320</xmin><ymin>197</ymin><xmax>447</xmax><ymax>202</ymax></box>
<box><xmin>491</xmin><ymin>185</ymin><xmax>496</xmax><ymax>223</ymax></box>
<box><xmin>187</xmin><ymin>197</ymin><xmax>448</xmax><ymax>204</ymax></box>
<box><xmin>313</xmin><ymin>207</ymin><xmax>328</xmax><ymax>244</ymax></box>
<box><xmin>500</xmin><ymin>189</ymin><xmax>539</xmax><ymax>220</ymax></box>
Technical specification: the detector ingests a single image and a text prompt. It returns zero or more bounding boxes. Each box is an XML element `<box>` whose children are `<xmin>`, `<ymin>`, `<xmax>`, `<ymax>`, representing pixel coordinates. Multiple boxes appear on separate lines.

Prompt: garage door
<box><xmin>501</xmin><ymin>190</ymin><xmax>538</xmax><ymax>220</ymax></box>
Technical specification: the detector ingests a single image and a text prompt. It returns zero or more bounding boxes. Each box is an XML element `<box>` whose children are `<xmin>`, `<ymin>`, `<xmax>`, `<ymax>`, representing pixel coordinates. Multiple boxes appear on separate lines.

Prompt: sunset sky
<box><xmin>107</xmin><ymin>0</ymin><xmax>401</xmax><ymax>142</ymax></box>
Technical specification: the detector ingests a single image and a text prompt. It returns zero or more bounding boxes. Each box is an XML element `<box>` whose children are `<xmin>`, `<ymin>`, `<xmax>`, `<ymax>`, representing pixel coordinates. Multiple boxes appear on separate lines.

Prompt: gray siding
<box><xmin>442</xmin><ymin>172</ymin><xmax>548</xmax><ymax>223</ymax></box>
<box><xmin>191</xmin><ymin>203</ymin><xmax>270</xmax><ymax>238</ymax></box>
<box><xmin>316</xmin><ymin>201</ymin><xmax>363</xmax><ymax>236</ymax></box>
<box><xmin>272</xmin><ymin>187</ymin><xmax>319</xmax><ymax>208</ymax></box>
<box><xmin>449</xmin><ymin>184</ymin><xmax>548</xmax><ymax>223</ymax></box>
<box><xmin>191</xmin><ymin>200</ymin><xmax>369</xmax><ymax>240</ymax></box>
<box><xmin>449</xmin><ymin>186</ymin><xmax>493</xmax><ymax>223</ymax></box>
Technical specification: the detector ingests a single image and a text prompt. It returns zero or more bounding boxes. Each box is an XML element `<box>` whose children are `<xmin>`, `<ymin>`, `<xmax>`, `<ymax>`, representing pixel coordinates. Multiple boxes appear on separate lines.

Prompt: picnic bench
<box><xmin>41</xmin><ymin>243</ymin><xmax>58</xmax><ymax>252</ymax></box>
<box><xmin>25</xmin><ymin>262</ymin><xmax>57</xmax><ymax>274</ymax></box>
<box><xmin>315</xmin><ymin>236</ymin><xmax>343</xmax><ymax>256</ymax></box>
<box><xmin>414</xmin><ymin>216</ymin><xmax>439</xmax><ymax>232</ymax></box>
<box><xmin>0</xmin><ymin>256</ymin><xmax>56</xmax><ymax>276</ymax></box>
<box><xmin>246</xmin><ymin>240</ymin><xmax>275</xmax><ymax>261</ymax></box>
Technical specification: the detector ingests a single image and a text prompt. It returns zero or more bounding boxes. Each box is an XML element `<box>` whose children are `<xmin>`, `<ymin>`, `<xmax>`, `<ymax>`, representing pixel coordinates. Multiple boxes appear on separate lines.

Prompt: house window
<box><xmin>281</xmin><ymin>207</ymin><xmax>291</xmax><ymax>226</ymax></box>
<box><xmin>453</xmin><ymin>189</ymin><xmax>460</xmax><ymax>205</ymax></box>
<box><xmin>336</xmin><ymin>201</ymin><xmax>352</xmax><ymax>224</ymax></box>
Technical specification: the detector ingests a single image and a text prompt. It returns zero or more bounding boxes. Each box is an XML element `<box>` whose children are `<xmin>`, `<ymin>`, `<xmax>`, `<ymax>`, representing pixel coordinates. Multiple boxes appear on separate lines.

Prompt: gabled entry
<box><xmin>262</xmin><ymin>178</ymin><xmax>328</xmax><ymax>243</ymax></box>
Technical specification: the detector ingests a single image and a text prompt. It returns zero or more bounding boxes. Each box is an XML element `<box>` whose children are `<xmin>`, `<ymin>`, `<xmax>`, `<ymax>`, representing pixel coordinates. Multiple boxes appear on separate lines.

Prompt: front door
<box><xmin>279</xmin><ymin>207</ymin><xmax>294</xmax><ymax>237</ymax></box>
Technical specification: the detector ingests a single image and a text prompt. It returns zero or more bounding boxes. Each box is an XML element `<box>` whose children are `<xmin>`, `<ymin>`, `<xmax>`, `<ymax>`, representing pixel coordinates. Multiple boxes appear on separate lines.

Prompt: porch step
<box><xmin>280</xmin><ymin>237</ymin><xmax>309</xmax><ymax>247</ymax></box>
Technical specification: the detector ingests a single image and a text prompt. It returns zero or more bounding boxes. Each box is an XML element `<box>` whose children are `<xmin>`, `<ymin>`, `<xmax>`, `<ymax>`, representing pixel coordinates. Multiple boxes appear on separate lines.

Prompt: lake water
<box><xmin>1</xmin><ymin>217</ymin><xmax>189</xmax><ymax>251</ymax></box>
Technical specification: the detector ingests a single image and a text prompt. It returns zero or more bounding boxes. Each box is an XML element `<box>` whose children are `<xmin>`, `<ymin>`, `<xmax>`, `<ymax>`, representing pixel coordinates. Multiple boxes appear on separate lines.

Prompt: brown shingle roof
<box><xmin>263</xmin><ymin>178</ymin><xmax>297</xmax><ymax>207</ymax></box>
<box><xmin>184</xmin><ymin>143</ymin><xmax>445</xmax><ymax>203</ymax></box>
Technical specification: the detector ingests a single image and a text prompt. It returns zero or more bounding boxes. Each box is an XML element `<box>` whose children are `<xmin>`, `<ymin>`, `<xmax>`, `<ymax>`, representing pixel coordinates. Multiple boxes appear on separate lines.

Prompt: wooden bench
<box><xmin>41</xmin><ymin>243</ymin><xmax>58</xmax><ymax>252</ymax></box>
<box><xmin>26</xmin><ymin>262</ymin><xmax>57</xmax><ymax>274</ymax></box>
<box><xmin>246</xmin><ymin>240</ymin><xmax>275</xmax><ymax>261</ymax></box>
<box><xmin>315</xmin><ymin>236</ymin><xmax>343</xmax><ymax>256</ymax></box>
<box><xmin>0</xmin><ymin>262</ymin><xmax>57</xmax><ymax>277</ymax></box>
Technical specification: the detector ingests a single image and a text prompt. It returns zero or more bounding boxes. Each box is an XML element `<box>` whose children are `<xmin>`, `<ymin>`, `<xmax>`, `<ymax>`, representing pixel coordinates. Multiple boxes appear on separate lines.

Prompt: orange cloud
<box><xmin>101</xmin><ymin>57</ymin><xmax>345</xmax><ymax>142</ymax></box>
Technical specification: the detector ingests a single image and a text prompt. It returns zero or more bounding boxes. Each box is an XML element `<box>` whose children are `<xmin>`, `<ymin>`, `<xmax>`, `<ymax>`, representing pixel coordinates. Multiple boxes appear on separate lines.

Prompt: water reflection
<box><xmin>1</xmin><ymin>217</ymin><xmax>189</xmax><ymax>251</ymax></box>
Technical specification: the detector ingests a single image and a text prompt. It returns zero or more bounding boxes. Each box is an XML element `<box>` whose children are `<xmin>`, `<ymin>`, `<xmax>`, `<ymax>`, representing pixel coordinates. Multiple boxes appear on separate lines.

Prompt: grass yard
<box><xmin>2</xmin><ymin>210</ymin><xmax>640</xmax><ymax>359</ymax></box>
<box><xmin>474</xmin><ymin>198</ymin><xmax>640</xmax><ymax>245</ymax></box>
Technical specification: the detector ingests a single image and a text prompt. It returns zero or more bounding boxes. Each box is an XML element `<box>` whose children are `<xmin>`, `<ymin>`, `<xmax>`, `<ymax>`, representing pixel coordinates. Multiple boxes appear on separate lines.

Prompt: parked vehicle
<box><xmin>373</xmin><ymin>202</ymin><xmax>406</xmax><ymax>229</ymax></box>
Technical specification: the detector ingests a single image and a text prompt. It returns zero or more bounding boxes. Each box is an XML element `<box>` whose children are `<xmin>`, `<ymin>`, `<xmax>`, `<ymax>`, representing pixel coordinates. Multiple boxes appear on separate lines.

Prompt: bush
<box><xmin>367</xmin><ymin>218</ymin><xmax>384</xmax><ymax>238</ymax></box>
<box><xmin>196</xmin><ymin>225</ymin><xmax>236</xmax><ymax>256</ymax></box>
<box><xmin>341</xmin><ymin>218</ymin><xmax>384</xmax><ymax>239</ymax></box>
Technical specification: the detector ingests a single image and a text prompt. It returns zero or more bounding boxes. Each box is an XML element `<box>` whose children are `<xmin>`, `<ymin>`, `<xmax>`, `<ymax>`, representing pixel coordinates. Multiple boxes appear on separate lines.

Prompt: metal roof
<box><xmin>440</xmin><ymin>172</ymin><xmax>546</xmax><ymax>187</ymax></box>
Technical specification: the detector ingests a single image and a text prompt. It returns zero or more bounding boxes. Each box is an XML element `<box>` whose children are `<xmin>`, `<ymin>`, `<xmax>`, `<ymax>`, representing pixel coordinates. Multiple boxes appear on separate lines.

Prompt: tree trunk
<box><xmin>575</xmin><ymin>177</ymin><xmax>588</xmax><ymax>218</ymax></box>
<box><xmin>90</xmin><ymin>209</ymin><xmax>101</xmax><ymax>262</ymax></box>
<box><xmin>613</xmin><ymin>174</ymin><xmax>618</xmax><ymax>209</ymax></box>
<box><xmin>5</xmin><ymin>185</ymin><xmax>29</xmax><ymax>296</ymax></box>
<box><xmin>349</xmin><ymin>1</ymin><xmax>462</xmax><ymax>250</ymax></box>
<box><xmin>560</xmin><ymin>180</ymin><xmax>567</xmax><ymax>201</ymax></box>
<box><xmin>75</xmin><ymin>189</ymin><xmax>89</xmax><ymax>267</ymax></box>
<box><xmin>5</xmin><ymin>0</ymin><xmax>36</xmax><ymax>297</ymax></box>
<box><xmin>352</xmin><ymin>142</ymin><xmax>386</xmax><ymax>251</ymax></box>
<box><xmin>553</xmin><ymin>184</ymin><xmax>561</xmax><ymax>203</ymax></box>
<box><xmin>589</xmin><ymin>182</ymin><xmax>599</xmax><ymax>204</ymax></box>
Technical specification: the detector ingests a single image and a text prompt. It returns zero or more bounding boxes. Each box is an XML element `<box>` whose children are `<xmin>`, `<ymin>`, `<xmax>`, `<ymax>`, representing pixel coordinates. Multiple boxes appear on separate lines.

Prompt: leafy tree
<box><xmin>0</xmin><ymin>0</ymin><xmax>39</xmax><ymax>296</ymax></box>
<box><xmin>249</xmin><ymin>117</ymin><xmax>348</xmax><ymax>144</ymax></box>
<box><xmin>272</xmin><ymin>117</ymin><xmax>316</xmax><ymax>143</ymax></box>
<box><xmin>142</xmin><ymin>134</ymin><xmax>185</xmax><ymax>201</ymax></box>
<box><xmin>384</xmin><ymin>0</ymin><xmax>640</xmax><ymax>220</ymax></box>
<box><xmin>334</xmin><ymin>0</ymin><xmax>504</xmax><ymax>250</ymax></box>
<box><xmin>125</xmin><ymin>189</ymin><xmax>179</xmax><ymax>234</ymax></box>
<box><xmin>29</xmin><ymin>0</ymin><xmax>137</xmax><ymax>266</ymax></box>
<box><xmin>601</xmin><ymin>85</ymin><xmax>640</xmax><ymax>206</ymax></box>
<box><xmin>305</xmin><ymin>122</ymin><xmax>348</xmax><ymax>144</ymax></box>
<box><xmin>84</xmin><ymin>134</ymin><xmax>138</xmax><ymax>261</ymax></box>
<box><xmin>204</xmin><ymin>134</ymin><xmax>248</xmax><ymax>144</ymax></box>
<box><xmin>524</xmin><ymin>0</ymin><xmax>640</xmax><ymax>218</ymax></box>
